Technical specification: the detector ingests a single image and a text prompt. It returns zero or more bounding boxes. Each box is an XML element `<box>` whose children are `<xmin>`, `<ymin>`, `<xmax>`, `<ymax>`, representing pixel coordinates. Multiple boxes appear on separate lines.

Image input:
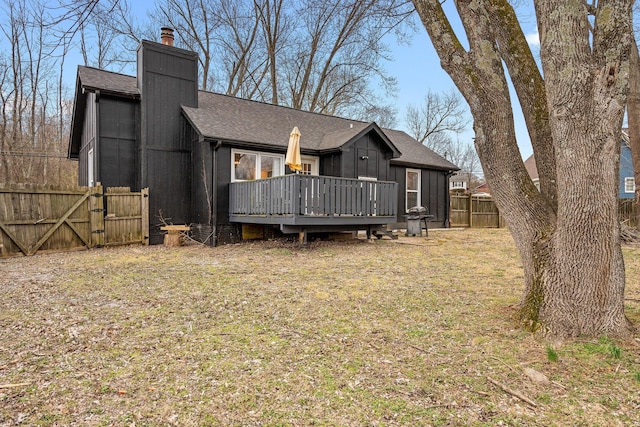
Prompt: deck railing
<box><xmin>230</xmin><ymin>174</ymin><xmax>397</xmax><ymax>222</ymax></box>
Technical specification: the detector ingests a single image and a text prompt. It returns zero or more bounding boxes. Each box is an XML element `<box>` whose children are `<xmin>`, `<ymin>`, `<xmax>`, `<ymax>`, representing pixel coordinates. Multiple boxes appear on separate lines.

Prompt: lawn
<box><xmin>1</xmin><ymin>228</ymin><xmax>639</xmax><ymax>426</ymax></box>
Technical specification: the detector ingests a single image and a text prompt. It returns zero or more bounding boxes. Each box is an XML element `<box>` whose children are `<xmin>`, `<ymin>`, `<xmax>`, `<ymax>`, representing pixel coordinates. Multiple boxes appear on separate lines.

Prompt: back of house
<box><xmin>68</xmin><ymin>29</ymin><xmax>459</xmax><ymax>245</ymax></box>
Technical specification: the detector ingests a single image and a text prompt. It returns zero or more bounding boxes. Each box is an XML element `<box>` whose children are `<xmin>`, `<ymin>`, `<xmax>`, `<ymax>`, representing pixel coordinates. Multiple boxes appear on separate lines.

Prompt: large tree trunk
<box><xmin>413</xmin><ymin>0</ymin><xmax>633</xmax><ymax>339</ymax></box>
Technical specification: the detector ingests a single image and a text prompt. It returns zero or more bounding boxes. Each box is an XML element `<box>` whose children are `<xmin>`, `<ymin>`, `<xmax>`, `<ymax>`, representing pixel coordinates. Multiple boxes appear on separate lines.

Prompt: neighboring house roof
<box><xmin>524</xmin><ymin>154</ymin><xmax>538</xmax><ymax>180</ymax></box>
<box><xmin>475</xmin><ymin>182</ymin><xmax>490</xmax><ymax>193</ymax></box>
<box><xmin>70</xmin><ymin>66</ymin><xmax>459</xmax><ymax>171</ymax></box>
<box><xmin>449</xmin><ymin>173</ymin><xmax>466</xmax><ymax>183</ymax></box>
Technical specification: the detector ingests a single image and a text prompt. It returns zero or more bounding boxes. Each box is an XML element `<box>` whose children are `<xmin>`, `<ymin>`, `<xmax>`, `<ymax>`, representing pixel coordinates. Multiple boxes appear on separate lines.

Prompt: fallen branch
<box><xmin>409</xmin><ymin>344</ymin><xmax>430</xmax><ymax>353</ymax></box>
<box><xmin>424</xmin><ymin>403</ymin><xmax>472</xmax><ymax>409</ymax></box>
<box><xmin>0</xmin><ymin>382</ymin><xmax>31</xmax><ymax>389</ymax></box>
<box><xmin>489</xmin><ymin>355</ymin><xmax>517</xmax><ymax>373</ymax></box>
<box><xmin>487</xmin><ymin>376</ymin><xmax>537</xmax><ymax>408</ymax></box>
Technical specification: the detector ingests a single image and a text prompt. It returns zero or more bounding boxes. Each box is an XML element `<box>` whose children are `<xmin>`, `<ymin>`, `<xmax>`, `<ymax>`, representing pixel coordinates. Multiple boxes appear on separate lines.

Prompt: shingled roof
<box><xmin>184</xmin><ymin>91</ymin><xmax>459</xmax><ymax>171</ymax></box>
<box><xmin>77</xmin><ymin>66</ymin><xmax>139</xmax><ymax>98</ymax></box>
<box><xmin>70</xmin><ymin>66</ymin><xmax>459</xmax><ymax>171</ymax></box>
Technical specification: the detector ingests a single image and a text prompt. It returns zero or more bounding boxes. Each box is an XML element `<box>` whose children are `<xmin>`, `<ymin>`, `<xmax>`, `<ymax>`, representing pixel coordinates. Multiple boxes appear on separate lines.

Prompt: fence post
<box><xmin>141</xmin><ymin>188</ymin><xmax>150</xmax><ymax>245</ymax></box>
<box><xmin>468</xmin><ymin>193</ymin><xmax>473</xmax><ymax>228</ymax></box>
<box><xmin>90</xmin><ymin>184</ymin><xmax>105</xmax><ymax>247</ymax></box>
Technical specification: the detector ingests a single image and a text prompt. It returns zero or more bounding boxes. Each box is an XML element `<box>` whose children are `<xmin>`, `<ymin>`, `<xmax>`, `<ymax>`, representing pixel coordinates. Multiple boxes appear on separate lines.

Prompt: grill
<box><xmin>405</xmin><ymin>206</ymin><xmax>434</xmax><ymax>237</ymax></box>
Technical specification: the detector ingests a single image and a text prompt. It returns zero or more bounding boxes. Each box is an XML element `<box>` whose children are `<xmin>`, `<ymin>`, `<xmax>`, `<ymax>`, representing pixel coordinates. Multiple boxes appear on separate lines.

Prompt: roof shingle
<box><xmin>76</xmin><ymin>66</ymin><xmax>459</xmax><ymax>171</ymax></box>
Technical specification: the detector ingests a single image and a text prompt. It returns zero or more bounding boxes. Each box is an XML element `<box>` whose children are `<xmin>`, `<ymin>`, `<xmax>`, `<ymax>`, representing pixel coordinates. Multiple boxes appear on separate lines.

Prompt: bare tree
<box><xmin>149</xmin><ymin>0</ymin><xmax>412</xmax><ymax>117</ymax></box>
<box><xmin>77</xmin><ymin>3</ymin><xmax>127</xmax><ymax>70</ymax></box>
<box><xmin>216</xmin><ymin>0</ymin><xmax>271</xmax><ymax>99</ymax></box>
<box><xmin>446</xmin><ymin>138</ymin><xmax>480</xmax><ymax>181</ymax></box>
<box><xmin>152</xmin><ymin>0</ymin><xmax>220</xmax><ymax>91</ymax></box>
<box><xmin>413</xmin><ymin>0</ymin><xmax>633</xmax><ymax>339</ymax></box>
<box><xmin>0</xmin><ymin>0</ymin><xmax>113</xmax><ymax>186</ymax></box>
<box><xmin>405</xmin><ymin>88</ymin><xmax>468</xmax><ymax>153</ymax></box>
<box><xmin>280</xmin><ymin>0</ymin><xmax>410</xmax><ymax>117</ymax></box>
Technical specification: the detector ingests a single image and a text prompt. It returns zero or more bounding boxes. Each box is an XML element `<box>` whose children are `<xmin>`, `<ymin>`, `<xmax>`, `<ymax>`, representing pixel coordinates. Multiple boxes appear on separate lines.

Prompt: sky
<box><xmin>100</xmin><ymin>1</ymin><xmax>540</xmax><ymax>161</ymax></box>
<box><xmin>387</xmin><ymin>5</ymin><xmax>540</xmax><ymax>161</ymax></box>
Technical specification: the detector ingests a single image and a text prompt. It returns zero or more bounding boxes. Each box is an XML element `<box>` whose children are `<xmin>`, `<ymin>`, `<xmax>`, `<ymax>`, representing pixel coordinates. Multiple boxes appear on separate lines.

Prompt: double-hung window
<box><xmin>406</xmin><ymin>169</ymin><xmax>421</xmax><ymax>211</ymax></box>
<box><xmin>625</xmin><ymin>177</ymin><xmax>636</xmax><ymax>193</ymax></box>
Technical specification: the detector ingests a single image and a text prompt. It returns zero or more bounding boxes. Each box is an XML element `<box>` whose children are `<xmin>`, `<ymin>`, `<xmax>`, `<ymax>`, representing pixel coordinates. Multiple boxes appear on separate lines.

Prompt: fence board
<box><xmin>451</xmin><ymin>193</ymin><xmax>637</xmax><ymax>229</ymax></box>
<box><xmin>0</xmin><ymin>184</ymin><xmax>149</xmax><ymax>257</ymax></box>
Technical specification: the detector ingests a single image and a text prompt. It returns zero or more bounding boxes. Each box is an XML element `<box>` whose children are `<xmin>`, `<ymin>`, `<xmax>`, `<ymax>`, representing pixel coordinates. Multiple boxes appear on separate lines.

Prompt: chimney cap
<box><xmin>161</xmin><ymin>27</ymin><xmax>174</xmax><ymax>46</ymax></box>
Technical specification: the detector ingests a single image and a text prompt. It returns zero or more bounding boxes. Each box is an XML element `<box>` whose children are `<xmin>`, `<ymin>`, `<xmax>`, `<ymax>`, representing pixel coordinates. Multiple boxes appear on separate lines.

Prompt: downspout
<box><xmin>211</xmin><ymin>140</ymin><xmax>223</xmax><ymax>246</ymax></box>
<box><xmin>94</xmin><ymin>90</ymin><xmax>100</xmax><ymax>187</ymax></box>
<box><xmin>445</xmin><ymin>169</ymin><xmax>454</xmax><ymax>228</ymax></box>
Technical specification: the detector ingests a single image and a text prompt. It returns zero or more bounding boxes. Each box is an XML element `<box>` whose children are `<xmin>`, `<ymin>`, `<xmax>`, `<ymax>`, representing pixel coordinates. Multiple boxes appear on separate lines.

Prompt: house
<box><xmin>523</xmin><ymin>154</ymin><xmax>540</xmax><ymax>191</ymax></box>
<box><xmin>68</xmin><ymin>30</ymin><xmax>459</xmax><ymax>245</ymax></box>
<box><xmin>523</xmin><ymin>131</ymin><xmax>635</xmax><ymax>198</ymax></box>
<box><xmin>449</xmin><ymin>172</ymin><xmax>468</xmax><ymax>192</ymax></box>
<box><xmin>473</xmin><ymin>182</ymin><xmax>491</xmax><ymax>196</ymax></box>
<box><xmin>620</xmin><ymin>131</ymin><xmax>636</xmax><ymax>199</ymax></box>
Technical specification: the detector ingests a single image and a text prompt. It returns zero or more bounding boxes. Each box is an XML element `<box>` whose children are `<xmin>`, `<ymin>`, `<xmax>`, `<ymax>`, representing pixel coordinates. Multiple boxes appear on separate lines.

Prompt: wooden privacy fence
<box><xmin>0</xmin><ymin>184</ymin><xmax>149</xmax><ymax>257</ymax></box>
<box><xmin>620</xmin><ymin>199</ymin><xmax>638</xmax><ymax>227</ymax></box>
<box><xmin>450</xmin><ymin>194</ymin><xmax>505</xmax><ymax>228</ymax></box>
<box><xmin>451</xmin><ymin>193</ymin><xmax>638</xmax><ymax>229</ymax></box>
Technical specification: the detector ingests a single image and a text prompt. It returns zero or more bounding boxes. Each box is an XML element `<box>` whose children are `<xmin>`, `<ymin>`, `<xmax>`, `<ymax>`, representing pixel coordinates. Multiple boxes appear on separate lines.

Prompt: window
<box><xmin>451</xmin><ymin>181</ymin><xmax>465</xmax><ymax>189</ymax></box>
<box><xmin>300</xmin><ymin>156</ymin><xmax>319</xmax><ymax>175</ymax></box>
<box><xmin>406</xmin><ymin>169</ymin><xmax>421</xmax><ymax>211</ymax></box>
<box><xmin>625</xmin><ymin>177</ymin><xmax>636</xmax><ymax>193</ymax></box>
<box><xmin>87</xmin><ymin>148</ymin><xmax>94</xmax><ymax>187</ymax></box>
<box><xmin>232</xmin><ymin>150</ymin><xmax>284</xmax><ymax>181</ymax></box>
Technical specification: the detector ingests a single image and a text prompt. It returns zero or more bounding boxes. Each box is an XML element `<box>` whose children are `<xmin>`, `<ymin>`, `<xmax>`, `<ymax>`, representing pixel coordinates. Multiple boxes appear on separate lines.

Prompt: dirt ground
<box><xmin>1</xmin><ymin>229</ymin><xmax>640</xmax><ymax>426</ymax></box>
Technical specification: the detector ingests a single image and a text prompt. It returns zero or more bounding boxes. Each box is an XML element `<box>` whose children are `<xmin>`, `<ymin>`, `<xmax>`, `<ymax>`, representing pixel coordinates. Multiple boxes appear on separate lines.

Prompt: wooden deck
<box><xmin>229</xmin><ymin>174</ymin><xmax>397</xmax><ymax>233</ymax></box>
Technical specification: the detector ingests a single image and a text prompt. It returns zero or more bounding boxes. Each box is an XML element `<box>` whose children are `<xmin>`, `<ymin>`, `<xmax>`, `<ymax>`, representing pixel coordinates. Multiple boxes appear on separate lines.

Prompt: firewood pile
<box><xmin>621</xmin><ymin>223</ymin><xmax>640</xmax><ymax>244</ymax></box>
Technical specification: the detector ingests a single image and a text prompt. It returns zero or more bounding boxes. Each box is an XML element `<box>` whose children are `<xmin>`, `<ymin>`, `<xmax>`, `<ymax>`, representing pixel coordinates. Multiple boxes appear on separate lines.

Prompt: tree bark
<box><xmin>412</xmin><ymin>0</ymin><xmax>633</xmax><ymax>339</ymax></box>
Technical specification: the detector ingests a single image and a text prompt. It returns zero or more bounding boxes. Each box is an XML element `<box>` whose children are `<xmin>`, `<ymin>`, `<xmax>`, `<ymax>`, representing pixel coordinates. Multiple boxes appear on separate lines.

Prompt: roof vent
<box><xmin>161</xmin><ymin>27</ymin><xmax>174</xmax><ymax>46</ymax></box>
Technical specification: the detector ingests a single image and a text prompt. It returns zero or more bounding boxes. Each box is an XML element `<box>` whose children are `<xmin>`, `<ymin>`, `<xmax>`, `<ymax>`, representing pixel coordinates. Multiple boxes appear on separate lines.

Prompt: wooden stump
<box><xmin>160</xmin><ymin>225</ymin><xmax>191</xmax><ymax>247</ymax></box>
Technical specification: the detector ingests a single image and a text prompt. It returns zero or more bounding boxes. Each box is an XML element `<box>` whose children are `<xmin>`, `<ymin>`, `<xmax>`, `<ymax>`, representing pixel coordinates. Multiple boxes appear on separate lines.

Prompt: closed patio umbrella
<box><xmin>285</xmin><ymin>126</ymin><xmax>302</xmax><ymax>172</ymax></box>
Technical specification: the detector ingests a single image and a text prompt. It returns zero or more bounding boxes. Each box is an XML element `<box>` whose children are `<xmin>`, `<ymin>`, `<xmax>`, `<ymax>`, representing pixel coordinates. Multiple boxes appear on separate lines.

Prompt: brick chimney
<box><xmin>161</xmin><ymin>27</ymin><xmax>174</xmax><ymax>46</ymax></box>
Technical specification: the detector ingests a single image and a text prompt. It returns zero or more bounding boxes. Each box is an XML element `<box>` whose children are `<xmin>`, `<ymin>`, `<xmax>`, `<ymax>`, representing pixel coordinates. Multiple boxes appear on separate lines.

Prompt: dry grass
<box><xmin>1</xmin><ymin>228</ymin><xmax>639</xmax><ymax>426</ymax></box>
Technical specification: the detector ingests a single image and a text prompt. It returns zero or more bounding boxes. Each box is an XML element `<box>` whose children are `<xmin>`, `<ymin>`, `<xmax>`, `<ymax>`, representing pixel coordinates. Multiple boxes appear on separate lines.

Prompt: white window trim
<box><xmin>624</xmin><ymin>177</ymin><xmax>636</xmax><ymax>193</ymax></box>
<box><xmin>406</xmin><ymin>168</ymin><xmax>421</xmax><ymax>212</ymax></box>
<box><xmin>300</xmin><ymin>155</ymin><xmax>319</xmax><ymax>175</ymax></box>
<box><xmin>231</xmin><ymin>149</ymin><xmax>285</xmax><ymax>182</ymax></box>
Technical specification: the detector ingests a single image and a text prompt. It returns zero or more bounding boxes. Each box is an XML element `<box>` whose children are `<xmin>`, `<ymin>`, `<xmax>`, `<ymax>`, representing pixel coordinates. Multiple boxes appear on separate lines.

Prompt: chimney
<box><xmin>161</xmin><ymin>27</ymin><xmax>174</xmax><ymax>46</ymax></box>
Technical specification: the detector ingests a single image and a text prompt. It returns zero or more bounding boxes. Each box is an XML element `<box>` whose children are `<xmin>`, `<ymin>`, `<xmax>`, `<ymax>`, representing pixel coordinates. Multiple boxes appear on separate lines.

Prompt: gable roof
<box><xmin>68</xmin><ymin>67</ymin><xmax>140</xmax><ymax>158</ymax></box>
<box><xmin>184</xmin><ymin>91</ymin><xmax>459</xmax><ymax>171</ymax></box>
<box><xmin>69</xmin><ymin>66</ymin><xmax>459</xmax><ymax>171</ymax></box>
<box><xmin>77</xmin><ymin>66</ymin><xmax>139</xmax><ymax>98</ymax></box>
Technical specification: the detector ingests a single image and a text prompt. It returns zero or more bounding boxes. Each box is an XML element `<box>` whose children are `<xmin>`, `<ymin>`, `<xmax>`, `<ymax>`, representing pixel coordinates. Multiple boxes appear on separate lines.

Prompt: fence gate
<box><xmin>0</xmin><ymin>184</ymin><xmax>149</xmax><ymax>257</ymax></box>
<box><xmin>103</xmin><ymin>187</ymin><xmax>150</xmax><ymax>247</ymax></box>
